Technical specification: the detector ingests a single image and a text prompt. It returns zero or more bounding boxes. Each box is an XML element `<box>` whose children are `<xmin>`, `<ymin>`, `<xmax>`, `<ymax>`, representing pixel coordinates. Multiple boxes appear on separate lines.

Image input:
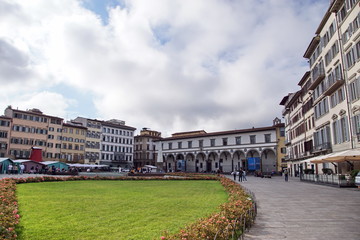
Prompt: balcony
<box><xmin>323</xmin><ymin>76</ymin><xmax>344</xmax><ymax>96</ymax></box>
<box><xmin>329</xmin><ymin>0</ymin><xmax>343</xmax><ymax>13</ymax></box>
<box><xmin>312</xmin><ymin>142</ymin><xmax>332</xmax><ymax>153</ymax></box>
<box><xmin>284</xmin><ymin>139</ymin><xmax>291</xmax><ymax>146</ymax></box>
<box><xmin>309</xmin><ymin>67</ymin><xmax>325</xmax><ymax>90</ymax></box>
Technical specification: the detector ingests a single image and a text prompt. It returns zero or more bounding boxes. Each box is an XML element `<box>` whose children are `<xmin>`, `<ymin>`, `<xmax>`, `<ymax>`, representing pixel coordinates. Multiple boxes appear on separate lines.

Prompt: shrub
<box><xmin>303</xmin><ymin>169</ymin><xmax>314</xmax><ymax>174</ymax></box>
<box><xmin>350</xmin><ymin>169</ymin><xmax>360</xmax><ymax>180</ymax></box>
<box><xmin>322</xmin><ymin>168</ymin><xmax>333</xmax><ymax>175</ymax></box>
<box><xmin>0</xmin><ymin>179</ymin><xmax>19</xmax><ymax>240</ymax></box>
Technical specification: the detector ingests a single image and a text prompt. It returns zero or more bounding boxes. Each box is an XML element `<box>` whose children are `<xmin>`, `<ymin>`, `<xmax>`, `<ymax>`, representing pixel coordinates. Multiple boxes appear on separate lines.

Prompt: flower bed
<box><xmin>0</xmin><ymin>174</ymin><xmax>256</xmax><ymax>240</ymax></box>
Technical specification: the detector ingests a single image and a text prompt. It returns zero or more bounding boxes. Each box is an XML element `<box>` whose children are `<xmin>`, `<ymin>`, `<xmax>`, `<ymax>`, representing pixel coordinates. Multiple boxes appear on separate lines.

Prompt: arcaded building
<box><xmin>155</xmin><ymin>119</ymin><xmax>285</xmax><ymax>173</ymax></box>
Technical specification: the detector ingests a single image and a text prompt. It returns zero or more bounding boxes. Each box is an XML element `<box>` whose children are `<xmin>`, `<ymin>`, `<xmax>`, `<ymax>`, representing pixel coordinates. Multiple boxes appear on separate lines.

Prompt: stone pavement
<box><xmin>227</xmin><ymin>175</ymin><xmax>360</xmax><ymax>240</ymax></box>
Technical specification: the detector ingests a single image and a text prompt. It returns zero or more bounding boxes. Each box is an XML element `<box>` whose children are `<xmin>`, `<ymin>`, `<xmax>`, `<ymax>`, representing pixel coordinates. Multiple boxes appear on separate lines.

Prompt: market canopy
<box><xmin>324</xmin><ymin>149</ymin><xmax>360</xmax><ymax>162</ymax></box>
<box><xmin>144</xmin><ymin>165</ymin><xmax>157</xmax><ymax>169</ymax></box>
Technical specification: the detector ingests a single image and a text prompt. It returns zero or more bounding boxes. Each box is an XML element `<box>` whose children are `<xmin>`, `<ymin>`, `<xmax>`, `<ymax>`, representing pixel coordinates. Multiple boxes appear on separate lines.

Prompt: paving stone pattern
<box><xmin>228</xmin><ymin>175</ymin><xmax>360</xmax><ymax>240</ymax></box>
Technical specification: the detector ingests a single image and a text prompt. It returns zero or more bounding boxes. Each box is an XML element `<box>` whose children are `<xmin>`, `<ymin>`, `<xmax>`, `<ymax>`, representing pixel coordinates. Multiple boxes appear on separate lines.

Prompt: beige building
<box><xmin>4</xmin><ymin>106</ymin><xmax>63</xmax><ymax>160</ymax></box>
<box><xmin>60</xmin><ymin>122</ymin><xmax>87</xmax><ymax>163</ymax></box>
<box><xmin>74</xmin><ymin>117</ymin><xmax>102</xmax><ymax>164</ymax></box>
<box><xmin>134</xmin><ymin>128</ymin><xmax>162</xmax><ymax>169</ymax></box>
<box><xmin>0</xmin><ymin>116</ymin><xmax>11</xmax><ymax>158</ymax></box>
<box><xmin>280</xmin><ymin>0</ymin><xmax>360</xmax><ymax>176</ymax></box>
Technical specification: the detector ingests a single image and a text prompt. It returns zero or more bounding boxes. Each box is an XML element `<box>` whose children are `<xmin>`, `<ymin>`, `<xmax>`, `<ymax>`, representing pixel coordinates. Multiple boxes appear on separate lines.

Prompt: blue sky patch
<box><xmin>81</xmin><ymin>0</ymin><xmax>126</xmax><ymax>25</ymax></box>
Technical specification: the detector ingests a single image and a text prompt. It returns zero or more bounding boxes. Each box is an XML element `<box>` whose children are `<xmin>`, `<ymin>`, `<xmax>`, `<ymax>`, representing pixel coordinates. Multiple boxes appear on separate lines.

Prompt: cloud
<box><xmin>0</xmin><ymin>0</ymin><xmax>329</xmax><ymax>136</ymax></box>
<box><xmin>7</xmin><ymin>91</ymin><xmax>76</xmax><ymax>119</ymax></box>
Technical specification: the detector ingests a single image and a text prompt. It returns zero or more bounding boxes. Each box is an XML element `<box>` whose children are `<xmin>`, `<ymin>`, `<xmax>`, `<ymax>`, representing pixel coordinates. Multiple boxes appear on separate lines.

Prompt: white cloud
<box><xmin>0</xmin><ymin>0</ymin><xmax>329</xmax><ymax>135</ymax></box>
<box><xmin>6</xmin><ymin>91</ymin><xmax>76</xmax><ymax>119</ymax></box>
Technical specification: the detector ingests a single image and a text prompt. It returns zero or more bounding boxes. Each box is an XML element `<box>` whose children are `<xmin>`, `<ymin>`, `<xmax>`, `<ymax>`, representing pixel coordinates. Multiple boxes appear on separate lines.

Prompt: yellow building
<box><xmin>74</xmin><ymin>117</ymin><xmax>101</xmax><ymax>164</ymax></box>
<box><xmin>60</xmin><ymin>122</ymin><xmax>87</xmax><ymax>163</ymax></box>
<box><xmin>4</xmin><ymin>106</ymin><xmax>62</xmax><ymax>160</ymax></box>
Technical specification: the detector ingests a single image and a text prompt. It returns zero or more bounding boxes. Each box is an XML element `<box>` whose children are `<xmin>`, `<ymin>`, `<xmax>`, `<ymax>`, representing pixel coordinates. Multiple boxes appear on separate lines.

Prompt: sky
<box><xmin>0</xmin><ymin>0</ymin><xmax>329</xmax><ymax>137</ymax></box>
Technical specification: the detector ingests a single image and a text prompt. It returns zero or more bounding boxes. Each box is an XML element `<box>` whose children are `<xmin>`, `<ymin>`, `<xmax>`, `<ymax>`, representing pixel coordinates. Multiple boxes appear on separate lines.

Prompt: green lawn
<box><xmin>16</xmin><ymin>180</ymin><xmax>228</xmax><ymax>240</ymax></box>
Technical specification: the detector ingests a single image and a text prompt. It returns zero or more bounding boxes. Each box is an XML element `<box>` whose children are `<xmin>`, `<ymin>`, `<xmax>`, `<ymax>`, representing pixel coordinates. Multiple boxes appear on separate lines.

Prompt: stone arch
<box><xmin>246</xmin><ymin>149</ymin><xmax>261</xmax><ymax>172</ymax></box>
<box><xmin>261</xmin><ymin>148</ymin><xmax>276</xmax><ymax>173</ymax></box>
<box><xmin>195</xmin><ymin>152</ymin><xmax>206</xmax><ymax>172</ymax></box>
<box><xmin>233</xmin><ymin>150</ymin><xmax>246</xmax><ymax>171</ymax></box>
<box><xmin>219</xmin><ymin>151</ymin><xmax>232</xmax><ymax>172</ymax></box>
<box><xmin>207</xmin><ymin>152</ymin><xmax>218</xmax><ymax>172</ymax></box>
<box><xmin>165</xmin><ymin>154</ymin><xmax>175</xmax><ymax>172</ymax></box>
<box><xmin>185</xmin><ymin>153</ymin><xmax>195</xmax><ymax>172</ymax></box>
<box><xmin>175</xmin><ymin>153</ymin><xmax>185</xmax><ymax>172</ymax></box>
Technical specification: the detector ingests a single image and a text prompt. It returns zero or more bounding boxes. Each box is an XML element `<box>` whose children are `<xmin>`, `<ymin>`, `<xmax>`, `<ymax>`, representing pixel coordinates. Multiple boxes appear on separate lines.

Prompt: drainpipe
<box><xmin>335</xmin><ymin>11</ymin><xmax>355</xmax><ymax>149</ymax></box>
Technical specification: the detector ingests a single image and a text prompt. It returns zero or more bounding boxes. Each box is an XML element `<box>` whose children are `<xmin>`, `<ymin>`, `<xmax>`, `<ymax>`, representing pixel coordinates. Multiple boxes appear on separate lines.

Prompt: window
<box><xmin>168</xmin><ymin>142</ymin><xmax>172</xmax><ymax>150</ymax></box>
<box><xmin>210</xmin><ymin>139</ymin><xmax>215</xmax><ymax>147</ymax></box>
<box><xmin>235</xmin><ymin>137</ymin><xmax>241</xmax><ymax>145</ymax></box>
<box><xmin>265</xmin><ymin>134</ymin><xmax>271</xmax><ymax>143</ymax></box>
<box><xmin>346</xmin><ymin>48</ymin><xmax>355</xmax><ymax>69</ymax></box>
<box><xmin>349</xmin><ymin>78</ymin><xmax>360</xmax><ymax>101</ymax></box>
<box><xmin>222</xmin><ymin>138</ymin><xmax>228</xmax><ymax>146</ymax></box>
<box><xmin>178</xmin><ymin>142</ymin><xmax>182</xmax><ymax>149</ymax></box>
<box><xmin>199</xmin><ymin>140</ymin><xmax>203</xmax><ymax>148</ymax></box>
<box><xmin>250</xmin><ymin>135</ymin><xmax>256</xmax><ymax>144</ymax></box>
<box><xmin>333</xmin><ymin>117</ymin><xmax>350</xmax><ymax>144</ymax></box>
<box><xmin>281</xmin><ymin>147</ymin><xmax>286</xmax><ymax>154</ymax></box>
<box><xmin>188</xmin><ymin>141</ymin><xmax>192</xmax><ymax>148</ymax></box>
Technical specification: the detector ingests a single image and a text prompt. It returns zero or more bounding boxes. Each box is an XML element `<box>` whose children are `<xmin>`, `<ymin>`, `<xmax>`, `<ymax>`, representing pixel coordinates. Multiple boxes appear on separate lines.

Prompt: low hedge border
<box><xmin>0</xmin><ymin>174</ymin><xmax>256</xmax><ymax>240</ymax></box>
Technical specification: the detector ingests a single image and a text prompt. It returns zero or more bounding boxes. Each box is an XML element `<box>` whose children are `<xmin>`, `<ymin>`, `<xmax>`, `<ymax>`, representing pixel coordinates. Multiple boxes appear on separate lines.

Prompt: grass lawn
<box><xmin>16</xmin><ymin>180</ymin><xmax>228</xmax><ymax>240</ymax></box>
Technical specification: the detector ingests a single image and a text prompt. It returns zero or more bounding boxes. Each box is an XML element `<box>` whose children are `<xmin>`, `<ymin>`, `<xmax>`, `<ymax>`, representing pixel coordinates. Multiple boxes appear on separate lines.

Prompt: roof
<box><xmin>8</xmin><ymin>108</ymin><xmax>63</xmax><ymax>120</ymax></box>
<box><xmin>63</xmin><ymin>122</ymin><xmax>87</xmax><ymax>130</ymax></box>
<box><xmin>298</xmin><ymin>71</ymin><xmax>311</xmax><ymax>86</ymax></box>
<box><xmin>0</xmin><ymin>158</ymin><xmax>13</xmax><ymax>162</ymax></box>
<box><xmin>156</xmin><ymin>125</ymin><xmax>284</xmax><ymax>141</ymax></box>
<box><xmin>13</xmin><ymin>159</ymin><xmax>44</xmax><ymax>164</ymax></box>
<box><xmin>102</xmin><ymin>121</ymin><xmax>136</xmax><ymax>131</ymax></box>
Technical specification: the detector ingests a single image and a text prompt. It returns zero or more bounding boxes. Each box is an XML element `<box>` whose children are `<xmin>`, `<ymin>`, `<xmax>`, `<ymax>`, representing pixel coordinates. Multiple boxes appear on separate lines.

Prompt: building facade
<box><xmin>156</xmin><ymin>120</ymin><xmax>285</xmax><ymax>173</ymax></box>
<box><xmin>74</xmin><ymin>117</ymin><xmax>102</xmax><ymax>164</ymax></box>
<box><xmin>59</xmin><ymin>122</ymin><xmax>87</xmax><ymax>163</ymax></box>
<box><xmin>0</xmin><ymin>116</ymin><xmax>11</xmax><ymax>158</ymax></box>
<box><xmin>100</xmin><ymin>119</ymin><xmax>136</xmax><ymax>169</ymax></box>
<box><xmin>4</xmin><ymin>106</ymin><xmax>63</xmax><ymax>161</ymax></box>
<box><xmin>280</xmin><ymin>0</ymin><xmax>360</xmax><ymax>176</ymax></box>
<box><xmin>134</xmin><ymin>128</ymin><xmax>162</xmax><ymax>169</ymax></box>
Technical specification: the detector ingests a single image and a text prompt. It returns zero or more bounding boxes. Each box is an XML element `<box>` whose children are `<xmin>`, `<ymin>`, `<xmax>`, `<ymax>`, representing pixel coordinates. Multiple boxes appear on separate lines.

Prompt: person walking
<box><xmin>243</xmin><ymin>169</ymin><xmax>247</xmax><ymax>181</ymax></box>
<box><xmin>231</xmin><ymin>170</ymin><xmax>236</xmax><ymax>181</ymax></box>
<box><xmin>284</xmin><ymin>168</ymin><xmax>289</xmax><ymax>182</ymax></box>
<box><xmin>20</xmin><ymin>164</ymin><xmax>25</xmax><ymax>174</ymax></box>
<box><xmin>238</xmin><ymin>168</ymin><xmax>243</xmax><ymax>182</ymax></box>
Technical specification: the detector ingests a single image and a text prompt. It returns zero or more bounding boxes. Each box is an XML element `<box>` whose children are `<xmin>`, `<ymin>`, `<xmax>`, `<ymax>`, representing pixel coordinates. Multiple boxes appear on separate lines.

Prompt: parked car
<box><xmin>355</xmin><ymin>172</ymin><xmax>360</xmax><ymax>187</ymax></box>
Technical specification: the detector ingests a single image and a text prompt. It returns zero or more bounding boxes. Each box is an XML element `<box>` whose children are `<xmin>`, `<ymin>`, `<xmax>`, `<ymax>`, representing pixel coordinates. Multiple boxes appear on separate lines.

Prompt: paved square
<box><xmin>228</xmin><ymin>175</ymin><xmax>360</xmax><ymax>240</ymax></box>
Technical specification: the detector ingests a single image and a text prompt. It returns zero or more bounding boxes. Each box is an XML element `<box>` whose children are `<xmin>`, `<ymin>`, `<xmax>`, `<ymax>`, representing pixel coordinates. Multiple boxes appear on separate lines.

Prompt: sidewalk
<box><xmin>228</xmin><ymin>175</ymin><xmax>360</xmax><ymax>240</ymax></box>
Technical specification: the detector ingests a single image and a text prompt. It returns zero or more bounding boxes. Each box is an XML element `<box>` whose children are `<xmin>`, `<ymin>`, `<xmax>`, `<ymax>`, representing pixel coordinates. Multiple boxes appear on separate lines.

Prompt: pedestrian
<box><xmin>243</xmin><ymin>169</ymin><xmax>247</xmax><ymax>181</ymax></box>
<box><xmin>231</xmin><ymin>170</ymin><xmax>236</xmax><ymax>181</ymax></box>
<box><xmin>8</xmin><ymin>164</ymin><xmax>13</xmax><ymax>174</ymax></box>
<box><xmin>238</xmin><ymin>168</ymin><xmax>243</xmax><ymax>182</ymax></box>
<box><xmin>284</xmin><ymin>168</ymin><xmax>289</xmax><ymax>182</ymax></box>
<box><xmin>20</xmin><ymin>164</ymin><xmax>25</xmax><ymax>174</ymax></box>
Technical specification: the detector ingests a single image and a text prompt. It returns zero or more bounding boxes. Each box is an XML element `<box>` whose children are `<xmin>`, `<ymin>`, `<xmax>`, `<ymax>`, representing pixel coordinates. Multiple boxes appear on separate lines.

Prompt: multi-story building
<box><xmin>100</xmin><ymin>119</ymin><xmax>136</xmax><ymax>169</ymax></box>
<box><xmin>59</xmin><ymin>122</ymin><xmax>87</xmax><ymax>163</ymax></box>
<box><xmin>0</xmin><ymin>116</ymin><xmax>11</xmax><ymax>157</ymax></box>
<box><xmin>155</xmin><ymin>119</ymin><xmax>285</xmax><ymax>173</ymax></box>
<box><xmin>45</xmin><ymin>115</ymin><xmax>64</xmax><ymax>160</ymax></box>
<box><xmin>4</xmin><ymin>106</ymin><xmax>63</xmax><ymax>160</ymax></box>
<box><xmin>74</xmin><ymin>117</ymin><xmax>102</xmax><ymax>164</ymax></box>
<box><xmin>134</xmin><ymin>128</ymin><xmax>162</xmax><ymax>169</ymax></box>
<box><xmin>280</xmin><ymin>0</ymin><xmax>360</xmax><ymax>176</ymax></box>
